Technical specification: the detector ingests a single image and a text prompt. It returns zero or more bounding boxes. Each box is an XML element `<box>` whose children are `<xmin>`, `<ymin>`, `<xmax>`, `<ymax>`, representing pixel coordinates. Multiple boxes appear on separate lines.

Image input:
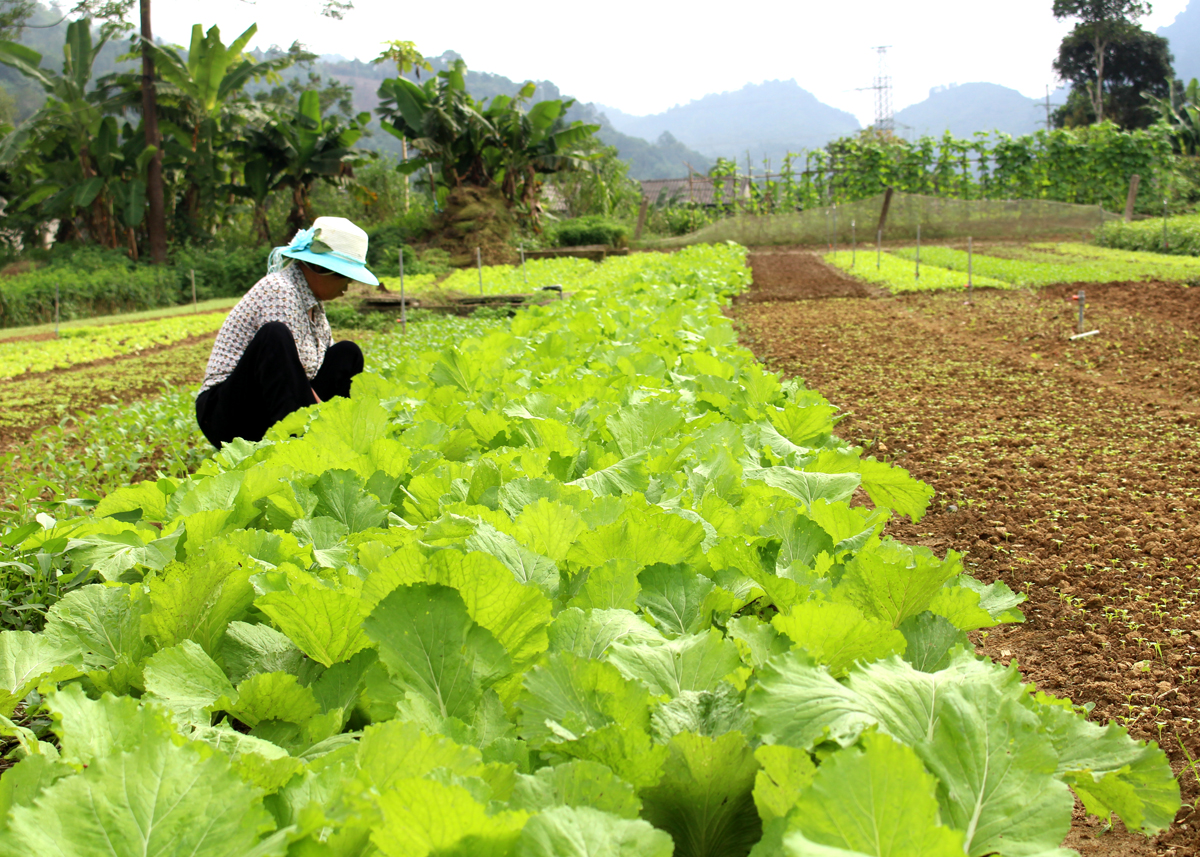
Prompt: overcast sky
<box><xmin>149</xmin><ymin>0</ymin><xmax>1192</xmax><ymax>123</ymax></box>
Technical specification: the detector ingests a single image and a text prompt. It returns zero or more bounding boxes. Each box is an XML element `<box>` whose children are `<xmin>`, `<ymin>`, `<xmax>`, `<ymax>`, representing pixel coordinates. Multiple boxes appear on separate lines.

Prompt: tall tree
<box><xmin>1053</xmin><ymin>21</ymin><xmax>1173</xmax><ymax>128</ymax></box>
<box><xmin>1053</xmin><ymin>0</ymin><xmax>1153</xmax><ymax>122</ymax></box>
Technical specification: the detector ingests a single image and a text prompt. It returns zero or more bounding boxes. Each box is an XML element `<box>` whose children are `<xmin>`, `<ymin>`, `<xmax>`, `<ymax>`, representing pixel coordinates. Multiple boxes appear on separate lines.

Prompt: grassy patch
<box><xmin>824</xmin><ymin>249</ymin><xmax>1009</xmax><ymax>293</ymax></box>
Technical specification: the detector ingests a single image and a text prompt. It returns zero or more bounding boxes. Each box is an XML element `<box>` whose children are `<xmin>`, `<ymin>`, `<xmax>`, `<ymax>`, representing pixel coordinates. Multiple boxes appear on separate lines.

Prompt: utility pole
<box><xmin>856</xmin><ymin>46</ymin><xmax>894</xmax><ymax>133</ymax></box>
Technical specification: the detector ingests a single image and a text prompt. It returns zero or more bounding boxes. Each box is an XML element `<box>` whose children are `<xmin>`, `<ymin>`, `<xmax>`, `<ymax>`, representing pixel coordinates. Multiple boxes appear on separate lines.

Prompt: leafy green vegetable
<box><xmin>0</xmin><ymin>244</ymin><xmax>1174</xmax><ymax>856</ymax></box>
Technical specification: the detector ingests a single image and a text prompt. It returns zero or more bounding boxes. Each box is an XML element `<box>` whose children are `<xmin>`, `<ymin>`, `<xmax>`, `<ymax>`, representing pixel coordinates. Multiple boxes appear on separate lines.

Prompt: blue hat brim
<box><xmin>281</xmin><ymin>248</ymin><xmax>380</xmax><ymax>286</ymax></box>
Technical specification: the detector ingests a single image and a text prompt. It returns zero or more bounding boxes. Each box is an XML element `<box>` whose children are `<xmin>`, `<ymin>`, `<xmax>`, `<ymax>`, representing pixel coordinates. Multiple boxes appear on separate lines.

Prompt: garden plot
<box><xmin>739</xmin><ymin>264</ymin><xmax>1200</xmax><ymax>856</ymax></box>
<box><xmin>0</xmin><ymin>244</ymin><xmax>1173</xmax><ymax>856</ymax></box>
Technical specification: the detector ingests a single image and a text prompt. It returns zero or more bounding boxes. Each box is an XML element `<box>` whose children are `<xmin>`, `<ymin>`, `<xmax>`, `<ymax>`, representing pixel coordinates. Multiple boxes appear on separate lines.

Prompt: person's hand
<box><xmin>312</xmin><ymin>387</ymin><xmax>322</xmax><ymax>404</ymax></box>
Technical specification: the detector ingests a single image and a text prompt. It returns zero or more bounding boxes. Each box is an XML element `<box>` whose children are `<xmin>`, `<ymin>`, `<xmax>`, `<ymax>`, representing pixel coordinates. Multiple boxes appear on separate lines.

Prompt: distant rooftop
<box><xmin>640</xmin><ymin>176</ymin><xmax>751</xmax><ymax>206</ymax></box>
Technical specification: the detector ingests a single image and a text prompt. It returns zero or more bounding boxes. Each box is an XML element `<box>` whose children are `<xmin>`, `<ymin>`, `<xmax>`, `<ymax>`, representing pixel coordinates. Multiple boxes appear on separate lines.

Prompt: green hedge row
<box><xmin>0</xmin><ymin>246</ymin><xmax>270</xmax><ymax>328</ymax></box>
<box><xmin>1096</xmin><ymin>213</ymin><xmax>1200</xmax><ymax>256</ymax></box>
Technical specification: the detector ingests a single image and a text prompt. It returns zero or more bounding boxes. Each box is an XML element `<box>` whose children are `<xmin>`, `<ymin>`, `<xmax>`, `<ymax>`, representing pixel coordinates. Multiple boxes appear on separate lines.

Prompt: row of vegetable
<box><xmin>0</xmin><ymin>311</ymin><xmax>228</xmax><ymax>380</ymax></box>
<box><xmin>826</xmin><ymin>240</ymin><xmax>1200</xmax><ymax>293</ymax></box>
<box><xmin>0</xmin><ymin>243</ymin><xmax>1175</xmax><ymax>856</ymax></box>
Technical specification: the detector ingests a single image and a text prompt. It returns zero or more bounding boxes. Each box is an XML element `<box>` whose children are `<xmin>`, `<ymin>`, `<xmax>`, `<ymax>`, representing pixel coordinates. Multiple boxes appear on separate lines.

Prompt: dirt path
<box><xmin>736</xmin><ymin>252</ymin><xmax>1200</xmax><ymax>856</ymax></box>
<box><xmin>741</xmin><ymin>251</ymin><xmax>883</xmax><ymax>301</ymax></box>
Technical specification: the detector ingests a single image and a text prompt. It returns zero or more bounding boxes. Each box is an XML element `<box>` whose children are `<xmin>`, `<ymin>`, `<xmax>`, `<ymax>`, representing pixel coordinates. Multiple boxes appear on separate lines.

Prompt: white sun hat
<box><xmin>269</xmin><ymin>216</ymin><xmax>380</xmax><ymax>286</ymax></box>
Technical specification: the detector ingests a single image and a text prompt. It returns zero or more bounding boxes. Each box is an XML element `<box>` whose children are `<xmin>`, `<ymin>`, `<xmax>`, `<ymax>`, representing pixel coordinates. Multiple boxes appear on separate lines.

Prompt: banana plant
<box><xmin>145</xmin><ymin>23</ymin><xmax>296</xmax><ymax>229</ymax></box>
<box><xmin>1144</xmin><ymin>78</ymin><xmax>1200</xmax><ymax>156</ymax></box>
<box><xmin>0</xmin><ymin>19</ymin><xmax>155</xmax><ymax>247</ymax></box>
<box><xmin>483</xmin><ymin>84</ymin><xmax>599</xmax><ymax>222</ymax></box>
<box><xmin>377</xmin><ymin>61</ymin><xmax>600</xmax><ymax>224</ymax></box>
<box><xmin>376</xmin><ymin>58</ymin><xmax>498</xmax><ymax>188</ymax></box>
<box><xmin>231</xmin><ymin>89</ymin><xmax>374</xmax><ymax>241</ymax></box>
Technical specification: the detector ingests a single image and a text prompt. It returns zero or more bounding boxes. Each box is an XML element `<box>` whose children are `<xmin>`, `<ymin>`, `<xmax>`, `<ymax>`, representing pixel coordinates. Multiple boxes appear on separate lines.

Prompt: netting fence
<box><xmin>645</xmin><ymin>192</ymin><xmax>1123</xmax><ymax>249</ymax></box>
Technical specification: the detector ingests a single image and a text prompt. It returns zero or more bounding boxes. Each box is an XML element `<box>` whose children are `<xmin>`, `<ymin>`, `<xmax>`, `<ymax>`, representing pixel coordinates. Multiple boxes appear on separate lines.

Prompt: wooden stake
<box><xmin>399</xmin><ymin>247</ymin><xmax>407</xmax><ymax>335</ymax></box>
<box><xmin>634</xmin><ymin>196</ymin><xmax>650</xmax><ymax>239</ymax></box>
<box><xmin>876</xmin><ymin>186</ymin><xmax>894</xmax><ymax>236</ymax></box>
<box><xmin>1124</xmin><ymin>174</ymin><xmax>1140</xmax><ymax>223</ymax></box>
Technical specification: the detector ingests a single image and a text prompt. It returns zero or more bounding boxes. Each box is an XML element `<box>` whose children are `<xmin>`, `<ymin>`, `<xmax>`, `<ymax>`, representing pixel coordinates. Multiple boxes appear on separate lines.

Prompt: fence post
<box><xmin>1123</xmin><ymin>174</ymin><xmax>1140</xmax><ymax>223</ymax></box>
<box><xmin>399</xmin><ymin>247</ymin><xmax>406</xmax><ymax>335</ymax></box>
<box><xmin>1164</xmin><ymin>198</ymin><xmax>1169</xmax><ymax>251</ymax></box>
<box><xmin>915</xmin><ymin>225</ymin><xmax>920</xmax><ymax>282</ymax></box>
<box><xmin>967</xmin><ymin>236</ymin><xmax>973</xmax><ymax>299</ymax></box>
<box><xmin>634</xmin><ymin>196</ymin><xmax>650</xmax><ymax>240</ymax></box>
<box><xmin>876</xmin><ymin>186</ymin><xmax>894</xmax><ymax>236</ymax></box>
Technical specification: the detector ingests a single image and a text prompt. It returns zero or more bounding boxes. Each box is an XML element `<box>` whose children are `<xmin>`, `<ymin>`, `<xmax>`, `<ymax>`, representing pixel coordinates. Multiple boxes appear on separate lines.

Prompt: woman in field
<box><xmin>195</xmin><ymin>216</ymin><xmax>378</xmax><ymax>448</ymax></box>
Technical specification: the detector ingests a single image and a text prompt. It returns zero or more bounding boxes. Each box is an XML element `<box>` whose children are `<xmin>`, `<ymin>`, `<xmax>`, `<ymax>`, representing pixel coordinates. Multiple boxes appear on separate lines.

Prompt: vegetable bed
<box><xmin>0</xmin><ymin>244</ymin><xmax>1175</xmax><ymax>856</ymax></box>
<box><xmin>824</xmin><ymin>249</ymin><xmax>1010</xmax><ymax>293</ymax></box>
<box><xmin>0</xmin><ymin>311</ymin><xmax>228</xmax><ymax>380</ymax></box>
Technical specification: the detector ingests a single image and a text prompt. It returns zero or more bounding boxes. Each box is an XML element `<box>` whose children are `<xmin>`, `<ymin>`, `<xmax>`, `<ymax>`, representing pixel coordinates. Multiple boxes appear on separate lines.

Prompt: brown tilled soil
<box><xmin>738</xmin><ymin>250</ymin><xmax>1200</xmax><ymax>856</ymax></box>
<box><xmin>740</xmin><ymin>251</ymin><xmax>882</xmax><ymax>301</ymax></box>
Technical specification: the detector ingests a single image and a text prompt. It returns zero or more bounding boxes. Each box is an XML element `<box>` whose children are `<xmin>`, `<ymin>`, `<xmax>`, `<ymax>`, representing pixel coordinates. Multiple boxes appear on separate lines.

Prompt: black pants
<box><xmin>195</xmin><ymin>321</ymin><xmax>363</xmax><ymax>448</ymax></box>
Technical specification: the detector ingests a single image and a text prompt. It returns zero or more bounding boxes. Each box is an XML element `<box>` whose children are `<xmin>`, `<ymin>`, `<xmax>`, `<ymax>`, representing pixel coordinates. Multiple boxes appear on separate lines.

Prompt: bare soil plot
<box><xmin>741</xmin><ymin>251</ymin><xmax>882</xmax><ymax>301</ymax></box>
<box><xmin>737</xmin><ymin>262</ymin><xmax>1200</xmax><ymax>856</ymax></box>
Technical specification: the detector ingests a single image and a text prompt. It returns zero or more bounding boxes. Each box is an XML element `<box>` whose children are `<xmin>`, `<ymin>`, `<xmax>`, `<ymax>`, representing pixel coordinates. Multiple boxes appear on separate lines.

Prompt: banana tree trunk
<box><xmin>140</xmin><ymin>0</ymin><xmax>168</xmax><ymax>264</ymax></box>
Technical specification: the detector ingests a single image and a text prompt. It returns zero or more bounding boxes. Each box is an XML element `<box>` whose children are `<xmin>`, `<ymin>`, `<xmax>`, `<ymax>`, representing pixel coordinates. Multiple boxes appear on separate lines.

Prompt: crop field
<box><xmin>745</xmin><ymin>248</ymin><xmax>1200</xmax><ymax>856</ymax></box>
<box><xmin>0</xmin><ymin>244</ymin><xmax>1181</xmax><ymax>857</ymax></box>
<box><xmin>0</xmin><ymin>311</ymin><xmax>228</xmax><ymax>379</ymax></box>
<box><xmin>825</xmin><ymin>240</ymin><xmax>1200</xmax><ymax>295</ymax></box>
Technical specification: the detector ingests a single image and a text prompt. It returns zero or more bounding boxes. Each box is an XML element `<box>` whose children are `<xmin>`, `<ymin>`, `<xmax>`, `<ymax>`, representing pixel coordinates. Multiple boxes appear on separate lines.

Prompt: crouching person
<box><xmin>196</xmin><ymin>216</ymin><xmax>378</xmax><ymax>448</ymax></box>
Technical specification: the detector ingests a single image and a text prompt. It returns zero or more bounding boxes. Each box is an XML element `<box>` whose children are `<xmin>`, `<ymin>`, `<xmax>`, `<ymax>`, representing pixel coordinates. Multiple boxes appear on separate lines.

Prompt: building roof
<box><xmin>641</xmin><ymin>176</ymin><xmax>751</xmax><ymax>206</ymax></box>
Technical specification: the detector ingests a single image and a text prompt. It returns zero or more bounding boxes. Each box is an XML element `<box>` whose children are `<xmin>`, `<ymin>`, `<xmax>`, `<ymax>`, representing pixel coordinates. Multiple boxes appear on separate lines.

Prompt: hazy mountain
<box><xmin>892</xmin><ymin>82</ymin><xmax>1061</xmax><ymax>138</ymax></box>
<box><xmin>1159</xmin><ymin>1</ymin><xmax>1200</xmax><ymax>84</ymax></box>
<box><xmin>301</xmin><ymin>51</ymin><xmax>708</xmax><ymax>178</ymax></box>
<box><xmin>597</xmin><ymin>80</ymin><xmax>862</xmax><ymax>166</ymax></box>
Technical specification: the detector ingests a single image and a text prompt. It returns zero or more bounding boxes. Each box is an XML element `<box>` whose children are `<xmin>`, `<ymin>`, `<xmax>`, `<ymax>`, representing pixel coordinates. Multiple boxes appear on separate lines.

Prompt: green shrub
<box><xmin>171</xmin><ymin>245</ymin><xmax>270</xmax><ymax>300</ymax></box>
<box><xmin>0</xmin><ymin>258</ymin><xmax>175</xmax><ymax>328</ymax></box>
<box><xmin>1096</xmin><ymin>214</ymin><xmax>1200</xmax><ymax>256</ymax></box>
<box><xmin>366</xmin><ymin>209</ymin><xmax>435</xmax><ymax>270</ymax></box>
<box><xmin>549</xmin><ymin>215</ymin><xmax>629</xmax><ymax>247</ymax></box>
<box><xmin>324</xmin><ymin>300</ymin><xmax>395</xmax><ymax>332</ymax></box>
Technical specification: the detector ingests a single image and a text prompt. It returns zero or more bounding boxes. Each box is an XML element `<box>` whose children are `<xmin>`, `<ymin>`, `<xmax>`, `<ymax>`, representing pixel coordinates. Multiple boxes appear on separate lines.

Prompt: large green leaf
<box><xmin>639</xmin><ymin>731</ymin><xmax>762</xmax><ymax>857</ymax></box>
<box><xmin>509</xmin><ymin>760</ymin><xmax>641</xmax><ymax>817</ymax></box>
<box><xmin>836</xmin><ymin>541</ymin><xmax>961</xmax><ymax>629</ymax></box>
<box><xmin>363</xmin><ymin>583</ymin><xmax>511</xmax><ymax>721</ymax></box>
<box><xmin>44</xmin><ymin>584</ymin><xmax>150</xmax><ymax>673</ymax></box>
<box><xmin>919</xmin><ymin>685</ymin><xmax>1072</xmax><ymax>857</ymax></box>
<box><xmin>1031</xmin><ymin>694</ymin><xmax>1180</xmax><ymax>835</ymax></box>
<box><xmin>606</xmin><ymin>629</ymin><xmax>741</xmax><ymax>697</ymax></box>
<box><xmin>0</xmin><ymin>631</ymin><xmax>83</xmax><ymax>716</ymax></box>
<box><xmin>371</xmin><ymin>777</ymin><xmax>528</xmax><ymax>857</ymax></box>
<box><xmin>516</xmin><ymin>805</ymin><xmax>673</xmax><ymax>857</ymax></box>
<box><xmin>0</xmin><ymin>728</ymin><xmax>276</xmax><ymax>857</ymax></box>
<box><xmin>772</xmin><ymin>601</ymin><xmax>906</xmax><ymax>677</ymax></box>
<box><xmin>255</xmin><ymin>582</ymin><xmax>370</xmax><ymax>668</ymax></box>
<box><xmin>762</xmin><ymin>731</ymin><xmax>965</xmax><ymax>857</ymax></box>
<box><xmin>855</xmin><ymin>458</ymin><xmax>934</xmax><ymax>521</ymax></box>
<box><xmin>142</xmin><ymin>640</ymin><xmax>236</xmax><ymax>725</ymax></box>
